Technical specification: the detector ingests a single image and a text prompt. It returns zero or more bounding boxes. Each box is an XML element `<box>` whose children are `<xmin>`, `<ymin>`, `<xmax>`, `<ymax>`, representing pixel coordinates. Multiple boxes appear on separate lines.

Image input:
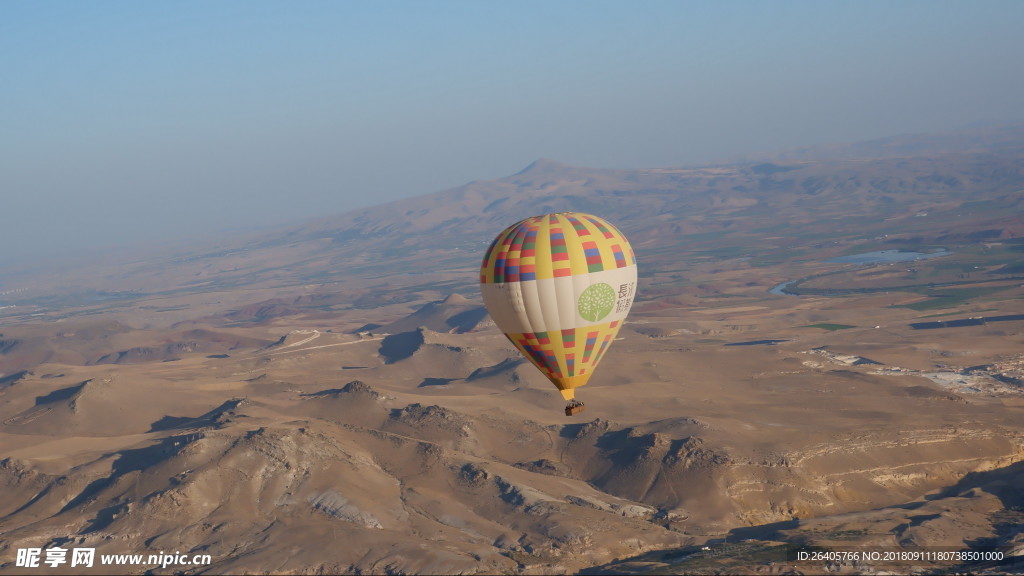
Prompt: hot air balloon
<box><xmin>479</xmin><ymin>212</ymin><xmax>637</xmax><ymax>415</ymax></box>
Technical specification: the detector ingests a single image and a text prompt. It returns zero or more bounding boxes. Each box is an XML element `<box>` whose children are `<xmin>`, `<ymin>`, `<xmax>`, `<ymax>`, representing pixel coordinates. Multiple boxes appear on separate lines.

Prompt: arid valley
<box><xmin>2</xmin><ymin>125</ymin><xmax>1024</xmax><ymax>574</ymax></box>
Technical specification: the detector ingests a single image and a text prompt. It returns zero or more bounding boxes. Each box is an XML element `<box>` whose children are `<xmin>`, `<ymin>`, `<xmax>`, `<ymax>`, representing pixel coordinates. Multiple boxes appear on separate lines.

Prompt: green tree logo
<box><xmin>577</xmin><ymin>283</ymin><xmax>616</xmax><ymax>322</ymax></box>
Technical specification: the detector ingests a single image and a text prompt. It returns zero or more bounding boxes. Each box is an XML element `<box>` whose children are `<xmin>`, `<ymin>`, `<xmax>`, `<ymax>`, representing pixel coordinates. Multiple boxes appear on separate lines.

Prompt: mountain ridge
<box><xmin>2</xmin><ymin>123</ymin><xmax>1024</xmax><ymax>324</ymax></box>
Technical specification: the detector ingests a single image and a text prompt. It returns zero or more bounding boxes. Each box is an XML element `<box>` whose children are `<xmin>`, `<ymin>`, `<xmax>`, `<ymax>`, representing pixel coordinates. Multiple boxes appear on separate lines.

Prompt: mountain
<box><xmin>4</xmin><ymin>123</ymin><xmax>1024</xmax><ymax>320</ymax></box>
<box><xmin>1</xmin><ymin>125</ymin><xmax>1024</xmax><ymax>574</ymax></box>
<box><xmin>751</xmin><ymin>121</ymin><xmax>1024</xmax><ymax>162</ymax></box>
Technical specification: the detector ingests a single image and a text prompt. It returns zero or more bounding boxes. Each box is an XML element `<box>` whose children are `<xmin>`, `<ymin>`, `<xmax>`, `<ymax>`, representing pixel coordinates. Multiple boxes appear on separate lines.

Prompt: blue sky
<box><xmin>2</xmin><ymin>1</ymin><xmax>1022</xmax><ymax>266</ymax></box>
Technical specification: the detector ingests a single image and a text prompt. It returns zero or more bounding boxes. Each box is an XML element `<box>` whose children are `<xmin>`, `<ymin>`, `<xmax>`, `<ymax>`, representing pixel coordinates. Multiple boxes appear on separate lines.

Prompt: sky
<box><xmin>2</xmin><ymin>0</ymin><xmax>1023</xmax><ymax>267</ymax></box>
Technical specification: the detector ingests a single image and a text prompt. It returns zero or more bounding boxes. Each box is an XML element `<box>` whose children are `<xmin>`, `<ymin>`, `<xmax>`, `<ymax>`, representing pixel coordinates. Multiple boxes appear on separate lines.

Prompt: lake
<box><xmin>769</xmin><ymin>249</ymin><xmax>952</xmax><ymax>295</ymax></box>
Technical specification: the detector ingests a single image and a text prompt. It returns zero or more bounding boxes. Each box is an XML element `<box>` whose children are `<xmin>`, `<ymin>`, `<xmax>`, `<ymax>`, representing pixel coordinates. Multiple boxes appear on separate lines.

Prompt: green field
<box><xmin>802</xmin><ymin>323</ymin><xmax>855</xmax><ymax>331</ymax></box>
<box><xmin>894</xmin><ymin>286</ymin><xmax>1010</xmax><ymax>311</ymax></box>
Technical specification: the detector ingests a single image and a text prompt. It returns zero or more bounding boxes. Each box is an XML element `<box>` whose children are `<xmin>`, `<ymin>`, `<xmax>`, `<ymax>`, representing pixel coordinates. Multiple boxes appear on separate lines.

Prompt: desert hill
<box><xmin>367</xmin><ymin>293</ymin><xmax>491</xmax><ymax>335</ymax></box>
<box><xmin>593</xmin><ymin>459</ymin><xmax>1024</xmax><ymax>574</ymax></box>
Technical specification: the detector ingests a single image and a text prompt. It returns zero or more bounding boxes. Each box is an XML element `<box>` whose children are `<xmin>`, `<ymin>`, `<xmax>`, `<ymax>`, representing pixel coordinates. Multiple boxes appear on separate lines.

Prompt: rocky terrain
<box><xmin>1</xmin><ymin>124</ymin><xmax>1023</xmax><ymax>574</ymax></box>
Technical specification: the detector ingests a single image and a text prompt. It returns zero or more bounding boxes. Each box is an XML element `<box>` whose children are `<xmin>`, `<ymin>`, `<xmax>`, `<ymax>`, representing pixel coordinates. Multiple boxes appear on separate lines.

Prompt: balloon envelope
<box><xmin>479</xmin><ymin>212</ymin><xmax>637</xmax><ymax>400</ymax></box>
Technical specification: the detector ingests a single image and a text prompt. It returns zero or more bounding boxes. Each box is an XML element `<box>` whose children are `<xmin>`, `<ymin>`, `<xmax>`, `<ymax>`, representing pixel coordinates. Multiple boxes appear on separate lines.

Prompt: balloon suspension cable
<box><xmin>564</xmin><ymin>399</ymin><xmax>586</xmax><ymax>416</ymax></box>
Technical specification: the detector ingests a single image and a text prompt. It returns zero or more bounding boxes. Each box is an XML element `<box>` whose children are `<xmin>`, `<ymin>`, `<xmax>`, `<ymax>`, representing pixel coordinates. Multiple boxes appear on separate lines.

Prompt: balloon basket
<box><xmin>565</xmin><ymin>401</ymin><xmax>586</xmax><ymax>416</ymax></box>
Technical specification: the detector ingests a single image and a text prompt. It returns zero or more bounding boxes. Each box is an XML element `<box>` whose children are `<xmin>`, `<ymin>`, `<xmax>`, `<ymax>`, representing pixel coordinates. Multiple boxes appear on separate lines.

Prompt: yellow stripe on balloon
<box><xmin>534</xmin><ymin>216</ymin><xmax>554</xmax><ymax>281</ymax></box>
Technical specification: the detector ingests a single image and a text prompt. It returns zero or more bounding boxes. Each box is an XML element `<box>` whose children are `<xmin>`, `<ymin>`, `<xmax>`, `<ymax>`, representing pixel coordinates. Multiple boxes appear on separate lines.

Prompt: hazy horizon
<box><xmin>2</xmin><ymin>6</ymin><xmax>1024</xmax><ymax>568</ymax></box>
<box><xmin>3</xmin><ymin>0</ymin><xmax>1023</xmax><ymax>267</ymax></box>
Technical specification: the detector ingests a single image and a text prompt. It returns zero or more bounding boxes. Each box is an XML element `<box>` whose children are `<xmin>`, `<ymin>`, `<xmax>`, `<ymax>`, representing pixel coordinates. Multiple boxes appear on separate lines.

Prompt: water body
<box><xmin>825</xmin><ymin>249</ymin><xmax>951</xmax><ymax>265</ymax></box>
<box><xmin>768</xmin><ymin>249</ymin><xmax>953</xmax><ymax>295</ymax></box>
<box><xmin>768</xmin><ymin>280</ymin><xmax>796</xmax><ymax>296</ymax></box>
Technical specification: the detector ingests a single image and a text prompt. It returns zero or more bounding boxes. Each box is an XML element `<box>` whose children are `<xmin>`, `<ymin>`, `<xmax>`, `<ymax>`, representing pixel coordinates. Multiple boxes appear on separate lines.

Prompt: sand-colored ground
<box><xmin>2</xmin><ymin>140</ymin><xmax>1024</xmax><ymax>573</ymax></box>
<box><xmin>1</xmin><ymin>281</ymin><xmax>1022</xmax><ymax>574</ymax></box>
